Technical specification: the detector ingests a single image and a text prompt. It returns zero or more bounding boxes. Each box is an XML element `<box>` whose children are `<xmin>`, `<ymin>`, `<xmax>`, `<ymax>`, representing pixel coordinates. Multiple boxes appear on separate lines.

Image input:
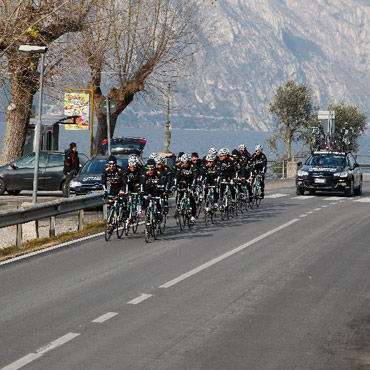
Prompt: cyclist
<box><xmin>202</xmin><ymin>147</ymin><xmax>219</xmax><ymax>164</ymax></box>
<box><xmin>191</xmin><ymin>152</ymin><xmax>202</xmax><ymax>169</ymax></box>
<box><xmin>174</xmin><ymin>153</ymin><xmax>198</xmax><ymax>225</ymax></box>
<box><xmin>236</xmin><ymin>145</ymin><xmax>253</xmax><ymax>202</ymax></box>
<box><xmin>101</xmin><ymin>155</ymin><xmax>124</xmax><ymax>196</ymax></box>
<box><xmin>172</xmin><ymin>151</ymin><xmax>185</xmax><ymax>181</ymax></box>
<box><xmin>123</xmin><ymin>155</ymin><xmax>143</xmax><ymax>193</ymax></box>
<box><xmin>199</xmin><ymin>153</ymin><xmax>220</xmax><ymax>209</ymax></box>
<box><xmin>218</xmin><ymin>148</ymin><xmax>237</xmax><ymax>207</ymax></box>
<box><xmin>237</xmin><ymin>144</ymin><xmax>251</xmax><ymax>160</ymax></box>
<box><xmin>155</xmin><ymin>155</ymin><xmax>172</xmax><ymax>214</ymax></box>
<box><xmin>140</xmin><ymin>159</ymin><xmax>166</xmax><ymax>223</ymax></box>
<box><xmin>251</xmin><ymin>145</ymin><xmax>268</xmax><ymax>198</ymax></box>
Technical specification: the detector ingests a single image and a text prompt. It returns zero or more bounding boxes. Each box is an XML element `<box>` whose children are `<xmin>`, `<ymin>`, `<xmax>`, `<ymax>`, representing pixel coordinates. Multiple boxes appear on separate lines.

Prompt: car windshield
<box><xmin>306</xmin><ymin>154</ymin><xmax>347</xmax><ymax>167</ymax></box>
<box><xmin>80</xmin><ymin>158</ymin><xmax>128</xmax><ymax>174</ymax></box>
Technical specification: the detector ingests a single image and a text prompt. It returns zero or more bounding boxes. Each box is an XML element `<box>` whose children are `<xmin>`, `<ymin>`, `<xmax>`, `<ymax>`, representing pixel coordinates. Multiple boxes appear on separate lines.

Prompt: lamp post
<box><xmin>19</xmin><ymin>45</ymin><xmax>48</xmax><ymax>203</ymax></box>
<box><xmin>159</xmin><ymin>84</ymin><xmax>175</xmax><ymax>166</ymax></box>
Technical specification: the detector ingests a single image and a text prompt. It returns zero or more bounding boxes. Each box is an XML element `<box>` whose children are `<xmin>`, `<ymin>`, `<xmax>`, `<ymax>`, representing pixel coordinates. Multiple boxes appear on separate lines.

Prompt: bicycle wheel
<box><xmin>159</xmin><ymin>212</ymin><xmax>167</xmax><ymax>234</ymax></box>
<box><xmin>124</xmin><ymin>218</ymin><xmax>130</xmax><ymax>236</ymax></box>
<box><xmin>174</xmin><ymin>208</ymin><xmax>184</xmax><ymax>231</ymax></box>
<box><xmin>144</xmin><ymin>223</ymin><xmax>152</xmax><ymax>243</ymax></box>
<box><xmin>204</xmin><ymin>206</ymin><xmax>209</xmax><ymax>226</ymax></box>
<box><xmin>132</xmin><ymin>214</ymin><xmax>139</xmax><ymax>234</ymax></box>
<box><xmin>255</xmin><ymin>185</ymin><xmax>262</xmax><ymax>207</ymax></box>
<box><xmin>116</xmin><ymin>217</ymin><xmax>125</xmax><ymax>239</ymax></box>
<box><xmin>104</xmin><ymin>208</ymin><xmax>115</xmax><ymax>241</ymax></box>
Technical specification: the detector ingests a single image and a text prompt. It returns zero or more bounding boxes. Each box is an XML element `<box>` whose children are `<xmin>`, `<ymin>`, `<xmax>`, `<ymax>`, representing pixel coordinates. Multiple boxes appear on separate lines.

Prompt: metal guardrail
<box><xmin>0</xmin><ymin>192</ymin><xmax>105</xmax><ymax>248</ymax></box>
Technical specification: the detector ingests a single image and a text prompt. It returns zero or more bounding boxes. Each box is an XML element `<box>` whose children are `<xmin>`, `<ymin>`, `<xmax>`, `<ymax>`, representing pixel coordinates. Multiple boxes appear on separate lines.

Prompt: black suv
<box><xmin>296</xmin><ymin>151</ymin><xmax>362</xmax><ymax>197</ymax></box>
<box><xmin>70</xmin><ymin>137</ymin><xmax>147</xmax><ymax>195</ymax></box>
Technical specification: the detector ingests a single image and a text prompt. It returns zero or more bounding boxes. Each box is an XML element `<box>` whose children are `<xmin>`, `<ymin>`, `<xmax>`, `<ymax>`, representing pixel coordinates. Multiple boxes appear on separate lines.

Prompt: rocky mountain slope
<box><xmin>124</xmin><ymin>0</ymin><xmax>370</xmax><ymax>131</ymax></box>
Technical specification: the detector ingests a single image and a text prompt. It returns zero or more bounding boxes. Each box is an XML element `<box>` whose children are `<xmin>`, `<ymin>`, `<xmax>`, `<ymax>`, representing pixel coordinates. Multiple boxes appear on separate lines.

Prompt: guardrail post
<box><xmin>103</xmin><ymin>204</ymin><xmax>108</xmax><ymax>220</ymax></box>
<box><xmin>50</xmin><ymin>216</ymin><xmax>56</xmax><ymax>237</ymax></box>
<box><xmin>78</xmin><ymin>209</ymin><xmax>84</xmax><ymax>232</ymax></box>
<box><xmin>16</xmin><ymin>224</ymin><xmax>22</xmax><ymax>248</ymax></box>
<box><xmin>281</xmin><ymin>160</ymin><xmax>285</xmax><ymax>179</ymax></box>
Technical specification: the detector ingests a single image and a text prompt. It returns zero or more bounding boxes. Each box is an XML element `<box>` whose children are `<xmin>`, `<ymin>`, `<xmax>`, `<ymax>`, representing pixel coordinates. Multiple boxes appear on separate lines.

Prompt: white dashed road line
<box><xmin>353</xmin><ymin>197</ymin><xmax>370</xmax><ymax>202</ymax></box>
<box><xmin>1</xmin><ymin>332</ymin><xmax>80</xmax><ymax>370</ymax></box>
<box><xmin>92</xmin><ymin>312</ymin><xmax>118</xmax><ymax>323</ymax></box>
<box><xmin>127</xmin><ymin>294</ymin><xmax>153</xmax><ymax>305</ymax></box>
<box><xmin>264</xmin><ymin>193</ymin><xmax>289</xmax><ymax>199</ymax></box>
<box><xmin>159</xmin><ymin>218</ymin><xmax>300</xmax><ymax>289</ymax></box>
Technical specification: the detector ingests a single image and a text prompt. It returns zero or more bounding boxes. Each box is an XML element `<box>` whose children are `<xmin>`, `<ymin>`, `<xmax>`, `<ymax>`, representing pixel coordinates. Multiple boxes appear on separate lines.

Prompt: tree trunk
<box><xmin>285</xmin><ymin>128</ymin><xmax>293</xmax><ymax>160</ymax></box>
<box><xmin>0</xmin><ymin>64</ymin><xmax>38</xmax><ymax>165</ymax></box>
<box><xmin>92</xmin><ymin>85</ymin><xmax>138</xmax><ymax>155</ymax></box>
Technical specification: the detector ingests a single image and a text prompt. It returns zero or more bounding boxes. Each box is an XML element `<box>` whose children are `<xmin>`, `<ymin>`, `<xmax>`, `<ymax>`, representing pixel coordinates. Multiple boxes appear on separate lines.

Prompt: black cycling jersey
<box><xmin>219</xmin><ymin>156</ymin><xmax>237</xmax><ymax>181</ymax></box>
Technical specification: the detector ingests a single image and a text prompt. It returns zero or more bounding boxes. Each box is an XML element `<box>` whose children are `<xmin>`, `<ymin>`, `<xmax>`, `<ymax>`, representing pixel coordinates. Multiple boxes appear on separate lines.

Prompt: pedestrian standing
<box><xmin>63</xmin><ymin>142</ymin><xmax>80</xmax><ymax>197</ymax></box>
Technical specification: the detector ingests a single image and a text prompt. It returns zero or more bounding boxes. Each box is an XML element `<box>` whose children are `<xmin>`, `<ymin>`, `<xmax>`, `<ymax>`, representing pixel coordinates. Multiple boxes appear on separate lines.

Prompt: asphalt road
<box><xmin>1</xmin><ymin>184</ymin><xmax>370</xmax><ymax>370</ymax></box>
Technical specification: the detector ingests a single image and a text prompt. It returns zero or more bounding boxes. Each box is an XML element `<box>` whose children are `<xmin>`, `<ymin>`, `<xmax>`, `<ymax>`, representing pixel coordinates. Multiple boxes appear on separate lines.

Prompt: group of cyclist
<box><xmin>101</xmin><ymin>144</ymin><xmax>267</xmax><ymax>227</ymax></box>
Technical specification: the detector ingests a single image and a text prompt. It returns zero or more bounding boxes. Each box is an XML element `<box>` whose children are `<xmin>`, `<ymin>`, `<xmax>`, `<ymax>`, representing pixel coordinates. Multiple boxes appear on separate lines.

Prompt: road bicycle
<box><xmin>219</xmin><ymin>182</ymin><xmax>233</xmax><ymax>220</ymax></box>
<box><xmin>143</xmin><ymin>195</ymin><xmax>162</xmax><ymax>243</ymax></box>
<box><xmin>203</xmin><ymin>185</ymin><xmax>217</xmax><ymax>226</ymax></box>
<box><xmin>124</xmin><ymin>192</ymin><xmax>141</xmax><ymax>236</ymax></box>
<box><xmin>174</xmin><ymin>188</ymin><xmax>195</xmax><ymax>230</ymax></box>
<box><xmin>251</xmin><ymin>173</ymin><xmax>263</xmax><ymax>208</ymax></box>
<box><xmin>104</xmin><ymin>193</ymin><xmax>126</xmax><ymax>241</ymax></box>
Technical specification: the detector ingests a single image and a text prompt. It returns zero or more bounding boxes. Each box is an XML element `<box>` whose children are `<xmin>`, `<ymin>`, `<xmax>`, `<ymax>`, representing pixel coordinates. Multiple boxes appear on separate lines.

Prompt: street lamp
<box><xmin>19</xmin><ymin>45</ymin><xmax>48</xmax><ymax>203</ymax></box>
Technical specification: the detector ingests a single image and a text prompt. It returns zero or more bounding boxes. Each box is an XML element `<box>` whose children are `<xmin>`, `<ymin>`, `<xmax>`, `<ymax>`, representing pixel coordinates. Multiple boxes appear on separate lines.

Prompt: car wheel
<box><xmin>354</xmin><ymin>181</ymin><xmax>362</xmax><ymax>196</ymax></box>
<box><xmin>0</xmin><ymin>178</ymin><xmax>6</xmax><ymax>195</ymax></box>
<box><xmin>344</xmin><ymin>180</ymin><xmax>354</xmax><ymax>197</ymax></box>
<box><xmin>296</xmin><ymin>187</ymin><xmax>305</xmax><ymax>195</ymax></box>
<box><xmin>7</xmin><ymin>190</ymin><xmax>21</xmax><ymax>195</ymax></box>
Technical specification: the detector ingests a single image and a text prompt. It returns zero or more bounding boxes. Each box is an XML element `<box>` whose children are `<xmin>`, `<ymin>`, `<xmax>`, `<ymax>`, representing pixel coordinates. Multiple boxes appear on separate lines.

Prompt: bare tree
<box><xmin>0</xmin><ymin>0</ymin><xmax>96</xmax><ymax>164</ymax></box>
<box><xmin>67</xmin><ymin>0</ymin><xmax>206</xmax><ymax>154</ymax></box>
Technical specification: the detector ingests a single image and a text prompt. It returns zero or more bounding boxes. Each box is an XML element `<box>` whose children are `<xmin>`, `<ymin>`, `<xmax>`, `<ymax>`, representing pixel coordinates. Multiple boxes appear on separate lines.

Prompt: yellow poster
<box><xmin>64</xmin><ymin>92</ymin><xmax>90</xmax><ymax>130</ymax></box>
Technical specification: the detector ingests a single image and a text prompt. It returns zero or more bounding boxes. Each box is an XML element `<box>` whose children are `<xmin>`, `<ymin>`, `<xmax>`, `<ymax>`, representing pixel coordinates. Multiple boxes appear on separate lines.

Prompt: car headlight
<box><xmin>334</xmin><ymin>171</ymin><xmax>348</xmax><ymax>178</ymax></box>
<box><xmin>297</xmin><ymin>169</ymin><xmax>309</xmax><ymax>176</ymax></box>
<box><xmin>70</xmin><ymin>181</ymin><xmax>82</xmax><ymax>187</ymax></box>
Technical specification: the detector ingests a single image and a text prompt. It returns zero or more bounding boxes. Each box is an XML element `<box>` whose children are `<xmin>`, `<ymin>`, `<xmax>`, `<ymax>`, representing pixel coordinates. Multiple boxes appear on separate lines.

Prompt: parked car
<box><xmin>69</xmin><ymin>156</ymin><xmax>131</xmax><ymax>195</ymax></box>
<box><xmin>102</xmin><ymin>136</ymin><xmax>147</xmax><ymax>156</ymax></box>
<box><xmin>296</xmin><ymin>150</ymin><xmax>362</xmax><ymax>197</ymax></box>
<box><xmin>0</xmin><ymin>151</ymin><xmax>89</xmax><ymax>195</ymax></box>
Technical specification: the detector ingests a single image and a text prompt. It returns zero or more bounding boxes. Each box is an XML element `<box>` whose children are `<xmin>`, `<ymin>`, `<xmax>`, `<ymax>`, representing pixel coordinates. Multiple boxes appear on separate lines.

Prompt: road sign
<box><xmin>99</xmin><ymin>98</ymin><xmax>116</xmax><ymax>115</ymax></box>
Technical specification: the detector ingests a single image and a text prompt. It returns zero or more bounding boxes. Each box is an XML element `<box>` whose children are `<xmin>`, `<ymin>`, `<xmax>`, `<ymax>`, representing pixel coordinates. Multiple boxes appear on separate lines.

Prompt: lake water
<box><xmin>0</xmin><ymin>122</ymin><xmax>369</xmax><ymax>161</ymax></box>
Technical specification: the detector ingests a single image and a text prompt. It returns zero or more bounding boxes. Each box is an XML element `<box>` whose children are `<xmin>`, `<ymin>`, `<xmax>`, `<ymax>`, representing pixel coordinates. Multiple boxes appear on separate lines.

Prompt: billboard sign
<box><xmin>64</xmin><ymin>92</ymin><xmax>90</xmax><ymax>130</ymax></box>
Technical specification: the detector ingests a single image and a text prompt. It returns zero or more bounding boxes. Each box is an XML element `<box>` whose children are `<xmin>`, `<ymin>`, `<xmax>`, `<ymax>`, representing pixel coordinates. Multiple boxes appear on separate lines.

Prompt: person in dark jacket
<box><xmin>251</xmin><ymin>144</ymin><xmax>268</xmax><ymax>198</ymax></box>
<box><xmin>101</xmin><ymin>155</ymin><xmax>124</xmax><ymax>196</ymax></box>
<box><xmin>63</xmin><ymin>142</ymin><xmax>80</xmax><ymax>197</ymax></box>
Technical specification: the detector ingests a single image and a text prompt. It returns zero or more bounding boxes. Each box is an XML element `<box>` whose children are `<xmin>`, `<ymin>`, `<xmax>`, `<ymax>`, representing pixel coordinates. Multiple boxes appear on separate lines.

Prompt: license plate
<box><xmin>314</xmin><ymin>178</ymin><xmax>326</xmax><ymax>184</ymax></box>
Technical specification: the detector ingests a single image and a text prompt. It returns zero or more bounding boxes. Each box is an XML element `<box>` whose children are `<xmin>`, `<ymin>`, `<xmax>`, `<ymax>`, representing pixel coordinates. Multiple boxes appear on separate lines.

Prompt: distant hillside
<box><xmin>121</xmin><ymin>0</ymin><xmax>370</xmax><ymax>131</ymax></box>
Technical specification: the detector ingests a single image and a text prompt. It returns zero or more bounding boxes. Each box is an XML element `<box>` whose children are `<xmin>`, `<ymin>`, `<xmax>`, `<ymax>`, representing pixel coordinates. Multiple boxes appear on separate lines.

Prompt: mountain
<box><xmin>122</xmin><ymin>0</ymin><xmax>370</xmax><ymax>131</ymax></box>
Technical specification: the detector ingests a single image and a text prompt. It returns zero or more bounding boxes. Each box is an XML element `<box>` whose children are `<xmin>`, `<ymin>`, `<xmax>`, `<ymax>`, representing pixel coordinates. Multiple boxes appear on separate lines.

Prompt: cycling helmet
<box><xmin>146</xmin><ymin>159</ymin><xmax>156</xmax><ymax>170</ymax></box>
<box><xmin>108</xmin><ymin>155</ymin><xmax>117</xmax><ymax>165</ymax></box>
<box><xmin>232</xmin><ymin>149</ymin><xmax>239</xmax><ymax>158</ymax></box>
<box><xmin>255</xmin><ymin>145</ymin><xmax>263</xmax><ymax>152</ymax></box>
<box><xmin>128</xmin><ymin>154</ymin><xmax>139</xmax><ymax>167</ymax></box>
<box><xmin>206</xmin><ymin>154</ymin><xmax>216</xmax><ymax>162</ymax></box>
<box><xmin>148</xmin><ymin>152</ymin><xmax>157</xmax><ymax>160</ymax></box>
<box><xmin>208</xmin><ymin>148</ymin><xmax>217</xmax><ymax>156</ymax></box>
<box><xmin>218</xmin><ymin>148</ymin><xmax>229</xmax><ymax>157</ymax></box>
<box><xmin>180</xmin><ymin>153</ymin><xmax>191</xmax><ymax>163</ymax></box>
<box><xmin>155</xmin><ymin>155</ymin><xmax>165</xmax><ymax>165</ymax></box>
<box><xmin>238</xmin><ymin>144</ymin><xmax>246</xmax><ymax>151</ymax></box>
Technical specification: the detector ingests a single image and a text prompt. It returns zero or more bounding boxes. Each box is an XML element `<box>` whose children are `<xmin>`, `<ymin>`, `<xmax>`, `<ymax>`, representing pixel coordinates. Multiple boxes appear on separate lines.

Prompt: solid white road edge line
<box><xmin>159</xmin><ymin>218</ymin><xmax>300</xmax><ymax>289</ymax></box>
<box><xmin>1</xmin><ymin>332</ymin><xmax>80</xmax><ymax>370</ymax></box>
<box><xmin>127</xmin><ymin>293</ymin><xmax>153</xmax><ymax>305</ymax></box>
<box><xmin>0</xmin><ymin>221</ymin><xmax>147</xmax><ymax>267</ymax></box>
<box><xmin>92</xmin><ymin>312</ymin><xmax>118</xmax><ymax>323</ymax></box>
<box><xmin>0</xmin><ymin>233</ymin><xmax>105</xmax><ymax>266</ymax></box>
